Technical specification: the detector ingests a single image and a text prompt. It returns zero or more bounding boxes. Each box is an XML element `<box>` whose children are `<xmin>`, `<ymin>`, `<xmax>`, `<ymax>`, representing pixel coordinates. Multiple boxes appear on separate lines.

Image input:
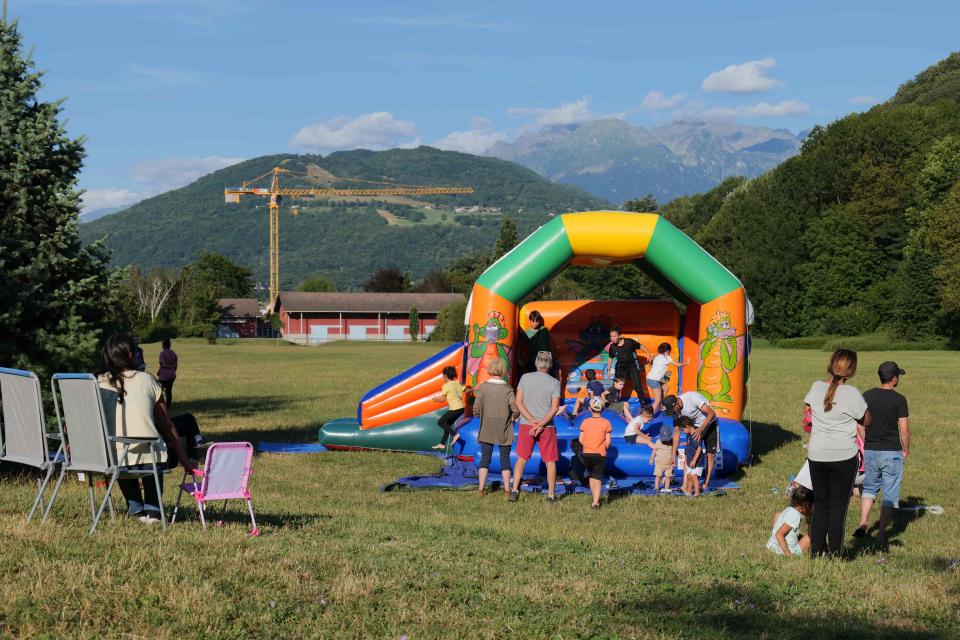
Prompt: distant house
<box><xmin>272</xmin><ymin>292</ymin><xmax>464</xmax><ymax>344</ymax></box>
<box><xmin>218</xmin><ymin>298</ymin><xmax>269</xmax><ymax>338</ymax></box>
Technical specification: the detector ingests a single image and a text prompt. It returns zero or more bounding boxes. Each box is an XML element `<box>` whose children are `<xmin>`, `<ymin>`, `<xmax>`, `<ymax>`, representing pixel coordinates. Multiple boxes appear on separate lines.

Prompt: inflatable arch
<box><xmin>320</xmin><ymin>211</ymin><xmax>751</xmax><ymax>475</ymax></box>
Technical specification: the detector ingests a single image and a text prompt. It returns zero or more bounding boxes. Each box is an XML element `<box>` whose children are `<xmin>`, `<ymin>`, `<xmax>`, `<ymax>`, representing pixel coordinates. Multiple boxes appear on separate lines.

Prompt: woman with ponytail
<box><xmin>97</xmin><ymin>334</ymin><xmax>196</xmax><ymax>523</ymax></box>
<box><xmin>803</xmin><ymin>348</ymin><xmax>871</xmax><ymax>556</ymax></box>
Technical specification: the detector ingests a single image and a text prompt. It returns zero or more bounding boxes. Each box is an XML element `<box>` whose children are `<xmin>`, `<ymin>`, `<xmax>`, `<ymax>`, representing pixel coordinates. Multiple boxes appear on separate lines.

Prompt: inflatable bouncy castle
<box><xmin>320</xmin><ymin>211</ymin><xmax>752</xmax><ymax>478</ymax></box>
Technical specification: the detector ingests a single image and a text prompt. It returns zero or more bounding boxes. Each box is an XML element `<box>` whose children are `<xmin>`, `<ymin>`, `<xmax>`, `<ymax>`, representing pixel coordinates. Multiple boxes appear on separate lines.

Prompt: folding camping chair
<box><xmin>46</xmin><ymin>373</ymin><xmax>169</xmax><ymax>533</ymax></box>
<box><xmin>172</xmin><ymin>442</ymin><xmax>259</xmax><ymax>536</ymax></box>
<box><xmin>0</xmin><ymin>367</ymin><xmax>65</xmax><ymax>522</ymax></box>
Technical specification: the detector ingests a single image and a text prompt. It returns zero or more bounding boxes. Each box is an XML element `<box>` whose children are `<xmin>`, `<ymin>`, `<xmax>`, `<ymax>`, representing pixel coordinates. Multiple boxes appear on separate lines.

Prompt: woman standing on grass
<box><xmin>473</xmin><ymin>358</ymin><xmax>518</xmax><ymax>497</ymax></box>
<box><xmin>803</xmin><ymin>348</ymin><xmax>871</xmax><ymax>557</ymax></box>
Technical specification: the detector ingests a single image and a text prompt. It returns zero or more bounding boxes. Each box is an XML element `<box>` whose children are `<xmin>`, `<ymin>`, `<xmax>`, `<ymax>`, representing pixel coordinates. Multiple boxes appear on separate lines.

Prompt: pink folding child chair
<box><xmin>171</xmin><ymin>442</ymin><xmax>259</xmax><ymax>536</ymax></box>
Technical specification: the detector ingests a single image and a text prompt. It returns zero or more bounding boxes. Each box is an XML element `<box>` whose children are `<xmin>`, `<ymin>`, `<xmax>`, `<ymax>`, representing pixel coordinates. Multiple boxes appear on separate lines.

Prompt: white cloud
<box><xmin>641</xmin><ymin>91</ymin><xmax>686</xmax><ymax>111</ymax></box>
<box><xmin>81</xmin><ymin>155</ymin><xmax>244</xmax><ymax>212</ymax></box>
<box><xmin>702</xmin><ymin>57</ymin><xmax>782</xmax><ymax>94</ymax></box>
<box><xmin>701</xmin><ymin>99</ymin><xmax>809</xmax><ymax>120</ymax></box>
<box><xmin>80</xmin><ymin>188</ymin><xmax>141</xmax><ymax>212</ymax></box>
<box><xmin>848</xmin><ymin>95</ymin><xmax>879</xmax><ymax>105</ymax></box>
<box><xmin>432</xmin><ymin>130</ymin><xmax>505</xmax><ymax>155</ymax></box>
<box><xmin>290</xmin><ymin>112</ymin><xmax>420</xmax><ymax>152</ymax></box>
<box><xmin>507</xmin><ymin>97</ymin><xmax>594</xmax><ymax>127</ymax></box>
<box><xmin>131</xmin><ymin>156</ymin><xmax>245</xmax><ymax>193</ymax></box>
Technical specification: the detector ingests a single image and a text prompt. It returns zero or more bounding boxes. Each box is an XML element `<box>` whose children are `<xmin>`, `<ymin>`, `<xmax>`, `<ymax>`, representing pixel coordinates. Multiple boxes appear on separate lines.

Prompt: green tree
<box><xmin>408</xmin><ymin>306</ymin><xmax>420</xmax><ymax>341</ymax></box>
<box><xmin>623</xmin><ymin>194</ymin><xmax>658</xmax><ymax>212</ymax></box>
<box><xmin>192</xmin><ymin>251</ymin><xmax>253</xmax><ymax>298</ymax></box>
<box><xmin>431</xmin><ymin>300</ymin><xmax>467</xmax><ymax>342</ymax></box>
<box><xmin>492</xmin><ymin>216</ymin><xmax>519</xmax><ymax>260</ymax></box>
<box><xmin>296</xmin><ymin>274</ymin><xmax>336</xmax><ymax>292</ymax></box>
<box><xmin>0</xmin><ymin>21</ymin><xmax>117</xmax><ymax>378</ymax></box>
<box><xmin>415</xmin><ymin>270</ymin><xmax>453</xmax><ymax>293</ymax></box>
<box><xmin>363</xmin><ymin>268</ymin><xmax>410</xmax><ymax>292</ymax></box>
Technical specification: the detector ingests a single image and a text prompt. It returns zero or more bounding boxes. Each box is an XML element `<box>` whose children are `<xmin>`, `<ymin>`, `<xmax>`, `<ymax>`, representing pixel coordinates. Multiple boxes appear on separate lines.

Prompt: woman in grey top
<box><xmin>474</xmin><ymin>358</ymin><xmax>518</xmax><ymax>497</ymax></box>
<box><xmin>803</xmin><ymin>348</ymin><xmax>871</xmax><ymax>557</ymax></box>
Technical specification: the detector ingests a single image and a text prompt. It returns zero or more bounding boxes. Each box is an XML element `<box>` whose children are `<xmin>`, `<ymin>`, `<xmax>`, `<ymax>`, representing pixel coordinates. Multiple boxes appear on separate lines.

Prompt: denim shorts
<box><xmin>646</xmin><ymin>378</ymin><xmax>662</xmax><ymax>390</ymax></box>
<box><xmin>862</xmin><ymin>450</ymin><xmax>904</xmax><ymax>508</ymax></box>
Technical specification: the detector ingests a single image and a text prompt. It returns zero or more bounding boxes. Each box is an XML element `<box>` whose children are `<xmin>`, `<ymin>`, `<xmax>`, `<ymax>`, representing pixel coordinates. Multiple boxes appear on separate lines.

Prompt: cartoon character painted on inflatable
<box><xmin>467</xmin><ymin>310</ymin><xmax>511</xmax><ymax>385</ymax></box>
<box><xmin>565</xmin><ymin>315</ymin><xmax>612</xmax><ymax>393</ymax></box>
<box><xmin>697</xmin><ymin>310</ymin><xmax>741</xmax><ymax>404</ymax></box>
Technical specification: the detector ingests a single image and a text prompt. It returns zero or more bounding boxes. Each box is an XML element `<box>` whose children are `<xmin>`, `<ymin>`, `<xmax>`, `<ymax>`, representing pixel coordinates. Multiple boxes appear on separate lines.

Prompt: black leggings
<box><xmin>437</xmin><ymin>408</ymin><xmax>464</xmax><ymax>445</ymax></box>
<box><xmin>808</xmin><ymin>455</ymin><xmax>858</xmax><ymax>557</ymax></box>
<box><xmin>478</xmin><ymin>442</ymin><xmax>511</xmax><ymax>470</ymax></box>
<box><xmin>617</xmin><ymin>368</ymin><xmax>646</xmax><ymax>401</ymax></box>
<box><xmin>160</xmin><ymin>379</ymin><xmax>174</xmax><ymax>407</ymax></box>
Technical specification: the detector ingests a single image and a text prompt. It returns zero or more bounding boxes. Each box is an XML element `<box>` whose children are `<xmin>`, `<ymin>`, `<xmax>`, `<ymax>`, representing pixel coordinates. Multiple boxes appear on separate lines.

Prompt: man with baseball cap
<box><xmin>662</xmin><ymin>391</ymin><xmax>719</xmax><ymax>491</ymax></box>
<box><xmin>853</xmin><ymin>361</ymin><xmax>910</xmax><ymax>546</ymax></box>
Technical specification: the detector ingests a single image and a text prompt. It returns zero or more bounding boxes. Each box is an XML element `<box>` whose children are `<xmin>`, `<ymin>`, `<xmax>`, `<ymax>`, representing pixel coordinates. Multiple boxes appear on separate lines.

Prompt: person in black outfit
<box><xmin>605</xmin><ymin>325</ymin><xmax>650</xmax><ymax>402</ymax></box>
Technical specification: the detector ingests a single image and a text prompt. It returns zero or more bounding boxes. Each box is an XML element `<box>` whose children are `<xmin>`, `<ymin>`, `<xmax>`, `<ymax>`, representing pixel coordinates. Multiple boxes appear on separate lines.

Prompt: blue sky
<box><xmin>15</xmin><ymin>0</ymin><xmax>960</xmax><ymax>211</ymax></box>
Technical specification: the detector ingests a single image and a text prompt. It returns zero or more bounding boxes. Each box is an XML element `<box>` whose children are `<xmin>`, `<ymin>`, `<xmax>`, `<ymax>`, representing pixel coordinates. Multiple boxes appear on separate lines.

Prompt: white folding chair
<box><xmin>0</xmin><ymin>367</ymin><xmax>65</xmax><ymax>521</ymax></box>
<box><xmin>46</xmin><ymin>373</ymin><xmax>169</xmax><ymax>533</ymax></box>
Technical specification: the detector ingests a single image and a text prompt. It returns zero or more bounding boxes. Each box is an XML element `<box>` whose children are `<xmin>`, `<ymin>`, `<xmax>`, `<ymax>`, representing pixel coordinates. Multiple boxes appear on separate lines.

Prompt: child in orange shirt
<box><xmin>580</xmin><ymin>396</ymin><xmax>613</xmax><ymax>509</ymax></box>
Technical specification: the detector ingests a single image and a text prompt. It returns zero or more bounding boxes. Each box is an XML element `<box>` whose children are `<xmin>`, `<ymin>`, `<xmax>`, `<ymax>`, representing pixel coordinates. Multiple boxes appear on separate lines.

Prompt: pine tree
<box><xmin>492</xmin><ymin>216</ymin><xmax>518</xmax><ymax>260</ymax></box>
<box><xmin>0</xmin><ymin>21</ymin><xmax>116</xmax><ymax>378</ymax></box>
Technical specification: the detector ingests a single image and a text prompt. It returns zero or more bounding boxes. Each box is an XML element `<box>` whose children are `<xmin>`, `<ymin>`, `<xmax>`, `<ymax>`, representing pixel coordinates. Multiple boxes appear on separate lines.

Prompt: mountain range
<box><xmin>79</xmin><ymin>148</ymin><xmax>608</xmax><ymax>290</ymax></box>
<box><xmin>486</xmin><ymin>118</ymin><xmax>802</xmax><ymax>204</ymax></box>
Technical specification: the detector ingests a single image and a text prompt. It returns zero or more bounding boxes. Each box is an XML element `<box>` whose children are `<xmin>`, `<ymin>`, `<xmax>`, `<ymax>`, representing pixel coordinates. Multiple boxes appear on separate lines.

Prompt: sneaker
<box><xmin>547</xmin><ymin>495</ymin><xmax>557</xmax><ymax>503</ymax></box>
<box><xmin>138</xmin><ymin>513</ymin><xmax>162</xmax><ymax>525</ymax></box>
<box><xmin>852</xmin><ymin>525</ymin><xmax>867</xmax><ymax>538</ymax></box>
<box><xmin>508</xmin><ymin>491</ymin><xmax>519</xmax><ymax>502</ymax></box>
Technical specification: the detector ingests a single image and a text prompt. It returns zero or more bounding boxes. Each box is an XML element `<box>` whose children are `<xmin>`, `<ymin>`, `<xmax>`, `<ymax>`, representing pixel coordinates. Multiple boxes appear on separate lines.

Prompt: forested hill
<box><xmin>658</xmin><ymin>52</ymin><xmax>960</xmax><ymax>343</ymax></box>
<box><xmin>80</xmin><ymin>147</ymin><xmax>609</xmax><ymax>289</ymax></box>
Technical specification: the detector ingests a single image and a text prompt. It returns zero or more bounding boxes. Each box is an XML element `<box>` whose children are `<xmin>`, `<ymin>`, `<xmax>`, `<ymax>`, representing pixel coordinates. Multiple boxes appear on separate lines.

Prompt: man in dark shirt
<box><xmin>605</xmin><ymin>325</ymin><xmax>650</xmax><ymax>402</ymax></box>
<box><xmin>854</xmin><ymin>361</ymin><xmax>910</xmax><ymax>545</ymax></box>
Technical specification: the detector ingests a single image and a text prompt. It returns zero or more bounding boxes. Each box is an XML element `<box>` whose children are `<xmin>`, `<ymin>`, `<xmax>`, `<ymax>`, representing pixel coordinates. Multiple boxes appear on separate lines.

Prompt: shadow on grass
<box><xmin>608</xmin><ymin>581</ymin><xmax>942</xmax><ymax>639</ymax></box>
<box><xmin>748</xmin><ymin>420</ymin><xmax>800</xmax><ymax>462</ymax></box>
<box><xmin>848</xmin><ymin>495</ymin><xmax>928</xmax><ymax>558</ymax></box>
<box><xmin>172</xmin><ymin>501</ymin><xmax>333</xmax><ymax>530</ymax></box>
<box><xmin>172</xmin><ymin>395</ymin><xmax>321</xmax><ymax>445</ymax></box>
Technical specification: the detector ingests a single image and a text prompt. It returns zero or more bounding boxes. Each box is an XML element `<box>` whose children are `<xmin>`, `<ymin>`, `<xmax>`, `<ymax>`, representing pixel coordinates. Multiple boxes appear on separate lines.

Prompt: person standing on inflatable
<box><xmin>606</xmin><ymin>326</ymin><xmax>650</xmax><ymax>401</ymax></box>
<box><xmin>662</xmin><ymin>392</ymin><xmax>719</xmax><ymax>492</ymax></box>
<box><xmin>510</xmin><ymin>351</ymin><xmax>562</xmax><ymax>503</ymax></box>
<box><xmin>522</xmin><ymin>310</ymin><xmax>557</xmax><ymax>375</ymax></box>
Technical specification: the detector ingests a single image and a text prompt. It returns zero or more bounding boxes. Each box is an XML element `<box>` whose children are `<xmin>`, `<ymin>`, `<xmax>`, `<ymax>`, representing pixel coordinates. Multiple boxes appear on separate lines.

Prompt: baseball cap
<box><xmin>658</xmin><ymin>422</ymin><xmax>673</xmax><ymax>444</ymax></box>
<box><xmin>878</xmin><ymin>361</ymin><xmax>905</xmax><ymax>380</ymax></box>
<box><xmin>589</xmin><ymin>396</ymin><xmax>604</xmax><ymax>412</ymax></box>
<box><xmin>662</xmin><ymin>395</ymin><xmax>679</xmax><ymax>416</ymax></box>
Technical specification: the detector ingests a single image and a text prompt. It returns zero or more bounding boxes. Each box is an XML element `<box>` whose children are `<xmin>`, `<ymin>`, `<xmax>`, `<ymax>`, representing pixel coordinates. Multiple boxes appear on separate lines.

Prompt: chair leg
<box><xmin>90</xmin><ymin>472</ymin><xmax>119</xmax><ymax>535</ymax></box>
<box><xmin>107</xmin><ymin>493</ymin><xmax>115</xmax><ymax>522</ymax></box>
<box><xmin>150</xmin><ymin>462</ymin><xmax>167</xmax><ymax>531</ymax></box>
<box><xmin>197</xmin><ymin>500</ymin><xmax>207</xmax><ymax>530</ymax></box>
<box><xmin>246</xmin><ymin>498</ymin><xmax>260</xmax><ymax>537</ymax></box>
<box><xmin>87</xmin><ymin>475</ymin><xmax>97</xmax><ymax>522</ymax></box>
<box><xmin>27</xmin><ymin>466</ymin><xmax>55</xmax><ymax>523</ymax></box>
<box><xmin>42</xmin><ymin>467</ymin><xmax>68</xmax><ymax>523</ymax></box>
<box><xmin>171</xmin><ymin>484</ymin><xmax>185</xmax><ymax>524</ymax></box>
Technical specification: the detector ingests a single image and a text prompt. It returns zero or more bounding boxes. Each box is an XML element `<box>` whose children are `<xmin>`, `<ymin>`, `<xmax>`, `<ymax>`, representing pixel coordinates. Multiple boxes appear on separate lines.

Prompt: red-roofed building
<box><xmin>272</xmin><ymin>292</ymin><xmax>464</xmax><ymax>344</ymax></box>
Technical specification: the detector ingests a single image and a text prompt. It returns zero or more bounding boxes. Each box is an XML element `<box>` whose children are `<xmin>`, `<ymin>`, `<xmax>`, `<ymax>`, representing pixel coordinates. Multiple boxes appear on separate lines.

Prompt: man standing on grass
<box><xmin>854</xmin><ymin>361</ymin><xmax>910</xmax><ymax>546</ymax></box>
<box><xmin>662</xmin><ymin>392</ymin><xmax>719</xmax><ymax>492</ymax></box>
<box><xmin>510</xmin><ymin>351</ymin><xmax>562</xmax><ymax>502</ymax></box>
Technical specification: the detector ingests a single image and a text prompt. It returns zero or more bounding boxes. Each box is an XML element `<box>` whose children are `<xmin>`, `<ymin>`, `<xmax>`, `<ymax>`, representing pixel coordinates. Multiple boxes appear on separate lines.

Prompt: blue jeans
<box><xmin>862</xmin><ymin>450</ymin><xmax>904</xmax><ymax>509</ymax></box>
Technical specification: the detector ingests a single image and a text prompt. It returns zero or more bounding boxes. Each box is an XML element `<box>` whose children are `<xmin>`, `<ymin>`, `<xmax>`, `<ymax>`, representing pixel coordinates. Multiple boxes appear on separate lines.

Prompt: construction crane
<box><xmin>224</xmin><ymin>166</ymin><xmax>474</xmax><ymax>305</ymax></box>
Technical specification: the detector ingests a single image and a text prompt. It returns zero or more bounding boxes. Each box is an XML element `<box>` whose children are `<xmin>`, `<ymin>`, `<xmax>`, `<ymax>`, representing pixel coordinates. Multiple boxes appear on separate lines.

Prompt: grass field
<box><xmin>1</xmin><ymin>340</ymin><xmax>958</xmax><ymax>639</ymax></box>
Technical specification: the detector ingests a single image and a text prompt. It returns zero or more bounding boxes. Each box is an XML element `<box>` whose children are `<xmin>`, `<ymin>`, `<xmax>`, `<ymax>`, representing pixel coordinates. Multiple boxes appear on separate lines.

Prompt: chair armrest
<box><xmin>47</xmin><ymin>433</ymin><xmax>63</xmax><ymax>440</ymax></box>
<box><xmin>110</xmin><ymin>436</ymin><xmax>162</xmax><ymax>444</ymax></box>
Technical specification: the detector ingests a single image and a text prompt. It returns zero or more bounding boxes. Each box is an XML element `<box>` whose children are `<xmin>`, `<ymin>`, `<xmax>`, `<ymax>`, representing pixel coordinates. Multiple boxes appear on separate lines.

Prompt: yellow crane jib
<box><xmin>223</xmin><ymin>166</ymin><xmax>474</xmax><ymax>305</ymax></box>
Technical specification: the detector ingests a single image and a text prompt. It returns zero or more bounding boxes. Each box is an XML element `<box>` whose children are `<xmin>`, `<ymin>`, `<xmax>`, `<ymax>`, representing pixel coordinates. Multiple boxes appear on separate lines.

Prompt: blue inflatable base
<box><xmin>381</xmin><ymin>456</ymin><xmax>740</xmax><ymax>496</ymax></box>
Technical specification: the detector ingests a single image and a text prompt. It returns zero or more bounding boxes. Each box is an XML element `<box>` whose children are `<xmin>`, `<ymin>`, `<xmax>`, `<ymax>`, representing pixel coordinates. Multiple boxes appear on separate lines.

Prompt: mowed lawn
<box><xmin>1</xmin><ymin>340</ymin><xmax>957</xmax><ymax>639</ymax></box>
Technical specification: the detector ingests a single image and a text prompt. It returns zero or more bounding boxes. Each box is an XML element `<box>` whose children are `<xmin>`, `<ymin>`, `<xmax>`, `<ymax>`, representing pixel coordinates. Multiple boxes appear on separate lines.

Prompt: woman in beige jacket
<box><xmin>474</xmin><ymin>358</ymin><xmax>519</xmax><ymax>497</ymax></box>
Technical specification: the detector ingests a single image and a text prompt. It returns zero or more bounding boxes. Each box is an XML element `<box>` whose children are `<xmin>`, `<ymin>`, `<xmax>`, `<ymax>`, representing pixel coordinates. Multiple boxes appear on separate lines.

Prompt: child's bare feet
<box><xmin>431</xmin><ymin>444</ymin><xmax>446</xmax><ymax>450</ymax></box>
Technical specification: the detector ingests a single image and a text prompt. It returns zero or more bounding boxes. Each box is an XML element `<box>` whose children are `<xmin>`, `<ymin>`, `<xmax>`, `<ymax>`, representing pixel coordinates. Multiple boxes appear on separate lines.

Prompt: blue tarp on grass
<box><xmin>380</xmin><ymin>456</ymin><xmax>740</xmax><ymax>496</ymax></box>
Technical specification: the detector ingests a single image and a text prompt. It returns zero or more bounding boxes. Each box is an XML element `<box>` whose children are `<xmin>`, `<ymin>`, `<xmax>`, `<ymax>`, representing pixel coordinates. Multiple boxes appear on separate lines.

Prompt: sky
<box><xmin>13</xmin><ymin>0</ymin><xmax>960</xmax><ymax>211</ymax></box>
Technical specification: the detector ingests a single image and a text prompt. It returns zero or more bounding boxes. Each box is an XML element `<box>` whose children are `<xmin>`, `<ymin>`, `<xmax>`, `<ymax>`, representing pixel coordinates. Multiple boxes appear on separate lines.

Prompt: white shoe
<box><xmin>138</xmin><ymin>513</ymin><xmax>162</xmax><ymax>525</ymax></box>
